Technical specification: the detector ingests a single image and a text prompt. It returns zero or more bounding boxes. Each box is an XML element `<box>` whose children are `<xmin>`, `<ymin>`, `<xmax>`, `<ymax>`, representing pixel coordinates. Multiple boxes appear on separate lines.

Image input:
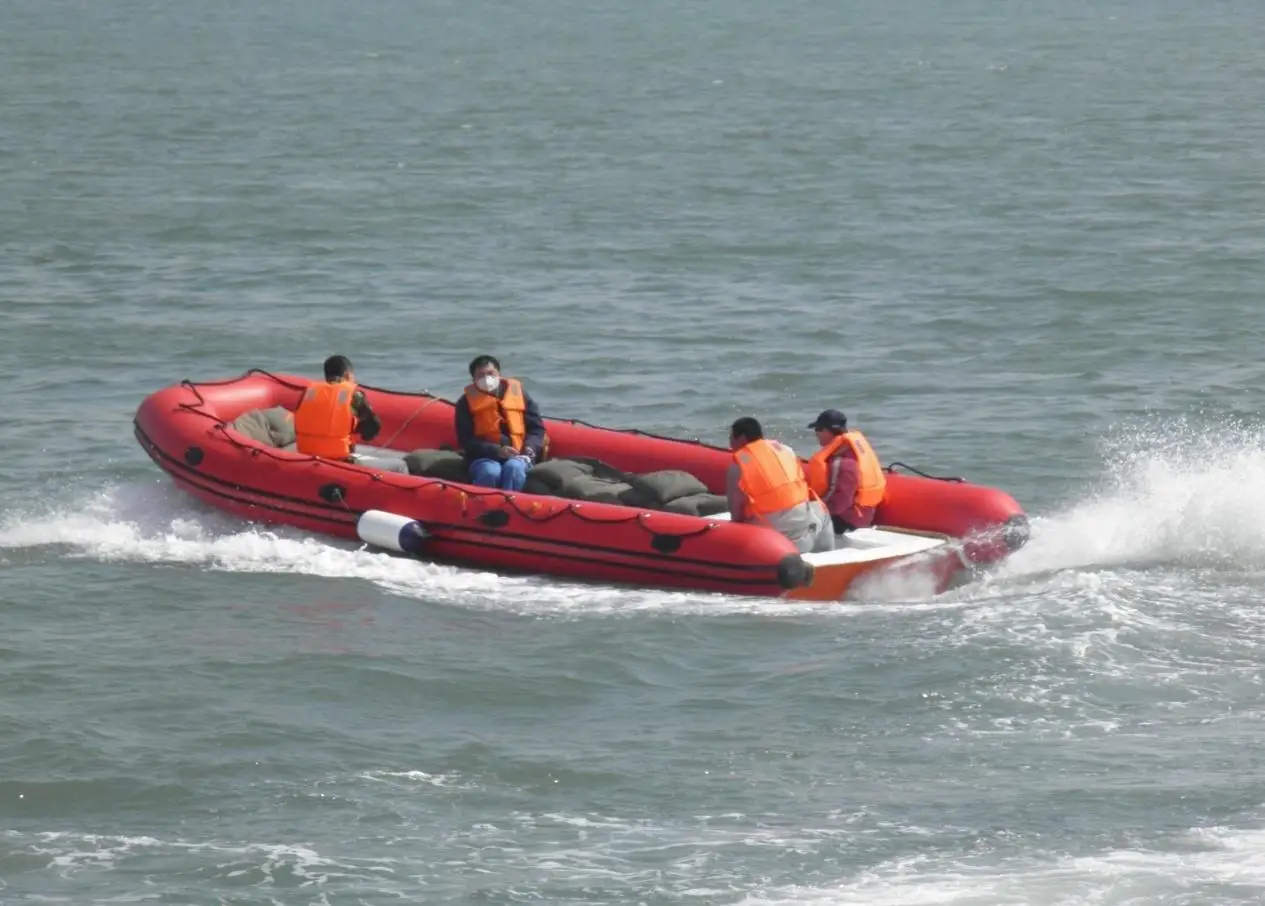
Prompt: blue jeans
<box><xmin>469</xmin><ymin>456</ymin><xmax>530</xmax><ymax>490</ymax></box>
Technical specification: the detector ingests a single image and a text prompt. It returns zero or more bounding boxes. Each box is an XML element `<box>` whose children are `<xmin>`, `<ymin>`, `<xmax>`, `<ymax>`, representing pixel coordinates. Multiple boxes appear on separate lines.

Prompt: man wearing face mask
<box><xmin>726</xmin><ymin>416</ymin><xmax>834</xmax><ymax>554</ymax></box>
<box><xmin>454</xmin><ymin>354</ymin><xmax>548</xmax><ymax>491</ymax></box>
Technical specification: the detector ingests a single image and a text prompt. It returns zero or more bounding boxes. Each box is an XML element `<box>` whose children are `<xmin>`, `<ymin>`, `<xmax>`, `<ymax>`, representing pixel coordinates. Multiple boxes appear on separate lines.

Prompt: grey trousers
<box><xmin>765</xmin><ymin>500</ymin><xmax>835</xmax><ymax>554</ymax></box>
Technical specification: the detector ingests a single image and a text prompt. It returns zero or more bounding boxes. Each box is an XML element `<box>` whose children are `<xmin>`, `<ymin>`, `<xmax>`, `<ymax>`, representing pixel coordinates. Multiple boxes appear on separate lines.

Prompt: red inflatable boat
<box><xmin>133</xmin><ymin>370</ymin><xmax>1028</xmax><ymax>601</ymax></box>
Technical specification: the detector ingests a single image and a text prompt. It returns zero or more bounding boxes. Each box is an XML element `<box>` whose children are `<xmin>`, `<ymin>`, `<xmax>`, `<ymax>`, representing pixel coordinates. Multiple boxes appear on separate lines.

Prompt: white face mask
<box><xmin>476</xmin><ymin>374</ymin><xmax>500</xmax><ymax>393</ymax></box>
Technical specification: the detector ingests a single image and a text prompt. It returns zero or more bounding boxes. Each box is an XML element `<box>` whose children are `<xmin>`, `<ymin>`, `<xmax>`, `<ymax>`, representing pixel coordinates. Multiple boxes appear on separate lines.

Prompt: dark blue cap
<box><xmin>808</xmin><ymin>409</ymin><xmax>847</xmax><ymax>430</ymax></box>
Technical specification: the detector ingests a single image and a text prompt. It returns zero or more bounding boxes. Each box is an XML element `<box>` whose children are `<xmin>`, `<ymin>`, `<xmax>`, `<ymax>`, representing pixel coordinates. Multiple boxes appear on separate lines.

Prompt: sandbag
<box><xmin>558</xmin><ymin>474</ymin><xmax>635</xmax><ymax>506</ymax></box>
<box><xmin>231</xmin><ymin>410</ymin><xmax>272</xmax><ymax>446</ymax></box>
<box><xmin>259</xmin><ymin>407</ymin><xmax>296</xmax><ymax>448</ymax></box>
<box><xmin>522</xmin><ymin>473</ymin><xmax>553</xmax><ymax>496</ymax></box>
<box><xmin>664</xmin><ymin>493</ymin><xmax>730</xmax><ymax>518</ymax></box>
<box><xmin>403</xmin><ymin>449</ymin><xmax>469</xmax><ymax>481</ymax></box>
<box><xmin>522</xmin><ymin>458</ymin><xmax>596</xmax><ymax>494</ymax></box>
<box><xmin>627</xmin><ymin>470</ymin><xmax>709</xmax><ymax>507</ymax></box>
<box><xmin>616</xmin><ymin>485</ymin><xmax>657</xmax><ymax>509</ymax></box>
<box><xmin>564</xmin><ymin>457</ymin><xmax>631</xmax><ymax>482</ymax></box>
<box><xmin>231</xmin><ymin>407</ymin><xmax>297</xmax><ymax>449</ymax></box>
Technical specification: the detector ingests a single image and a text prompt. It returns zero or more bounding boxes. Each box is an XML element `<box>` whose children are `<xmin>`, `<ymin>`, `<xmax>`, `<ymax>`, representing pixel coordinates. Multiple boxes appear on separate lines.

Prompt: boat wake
<box><xmin>5</xmin><ymin>418</ymin><xmax>1265</xmax><ymax>614</ymax></box>
<box><xmin>993</xmin><ymin>417</ymin><xmax>1265</xmax><ymax>581</ymax></box>
<box><xmin>0</xmin><ymin>478</ymin><xmax>777</xmax><ymax>616</ymax></box>
<box><xmin>738</xmin><ymin>821</ymin><xmax>1265</xmax><ymax>906</ymax></box>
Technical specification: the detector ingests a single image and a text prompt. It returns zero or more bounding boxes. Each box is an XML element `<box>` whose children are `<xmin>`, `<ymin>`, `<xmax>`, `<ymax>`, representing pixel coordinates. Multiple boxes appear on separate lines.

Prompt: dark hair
<box><xmin>324</xmin><ymin>355</ymin><xmax>353</xmax><ymax>381</ymax></box>
<box><xmin>468</xmin><ymin>354</ymin><xmax>501</xmax><ymax>378</ymax></box>
<box><xmin>730</xmin><ymin>416</ymin><xmax>764</xmax><ymax>443</ymax></box>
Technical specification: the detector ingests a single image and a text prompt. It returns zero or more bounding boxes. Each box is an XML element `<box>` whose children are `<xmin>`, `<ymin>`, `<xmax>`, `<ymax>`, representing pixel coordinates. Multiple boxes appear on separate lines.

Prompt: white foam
<box><xmin>11</xmin><ymin>816</ymin><xmax>1265</xmax><ymax>903</ymax></box>
<box><xmin>996</xmin><ymin>419</ymin><xmax>1265</xmax><ymax>581</ymax></box>
<box><xmin>0</xmin><ymin>481</ymin><xmax>503</xmax><ymax>591</ymax></box>
<box><xmin>12</xmin><ymin>830</ymin><xmax>396</xmax><ymax>888</ymax></box>
<box><xmin>738</xmin><ymin>824</ymin><xmax>1265</xmax><ymax>906</ymax></box>
<box><xmin>359</xmin><ymin>769</ymin><xmax>478</xmax><ymax>790</ymax></box>
<box><xmin>0</xmin><ymin>481</ymin><xmax>836</xmax><ymax>617</ymax></box>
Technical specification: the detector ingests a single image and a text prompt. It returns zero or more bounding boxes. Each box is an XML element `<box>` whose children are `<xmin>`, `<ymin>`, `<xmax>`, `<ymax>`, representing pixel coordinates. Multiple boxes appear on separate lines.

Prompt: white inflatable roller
<box><xmin>357</xmin><ymin>509</ymin><xmax>429</xmax><ymax>556</ymax></box>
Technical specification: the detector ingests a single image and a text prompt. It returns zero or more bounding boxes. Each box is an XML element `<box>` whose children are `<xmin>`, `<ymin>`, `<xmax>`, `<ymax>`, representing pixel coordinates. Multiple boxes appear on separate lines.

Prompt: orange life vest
<box><xmin>734</xmin><ymin>438</ymin><xmax>811</xmax><ymax>516</ymax></box>
<box><xmin>464</xmin><ymin>378</ymin><xmax>528</xmax><ymax>452</ymax></box>
<box><xmin>806</xmin><ymin>429</ymin><xmax>886</xmax><ymax>508</ymax></box>
<box><xmin>293</xmin><ymin>380</ymin><xmax>357</xmax><ymax>459</ymax></box>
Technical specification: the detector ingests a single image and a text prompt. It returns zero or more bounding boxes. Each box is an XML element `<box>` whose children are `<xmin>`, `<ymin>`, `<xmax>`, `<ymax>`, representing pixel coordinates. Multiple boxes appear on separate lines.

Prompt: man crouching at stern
<box><xmin>726</xmin><ymin>416</ymin><xmax>834</xmax><ymax>554</ymax></box>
